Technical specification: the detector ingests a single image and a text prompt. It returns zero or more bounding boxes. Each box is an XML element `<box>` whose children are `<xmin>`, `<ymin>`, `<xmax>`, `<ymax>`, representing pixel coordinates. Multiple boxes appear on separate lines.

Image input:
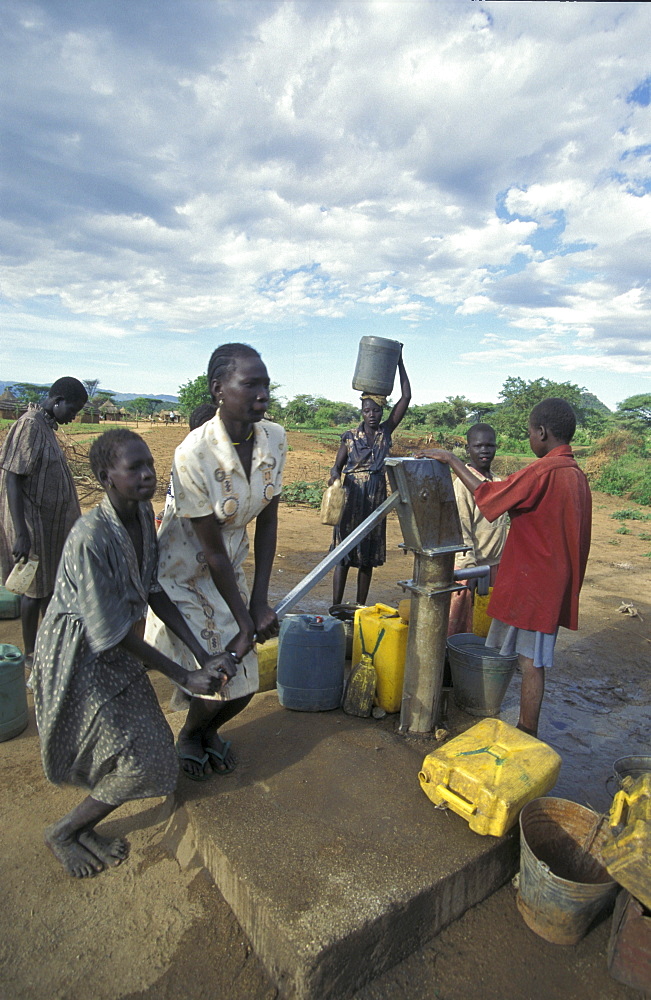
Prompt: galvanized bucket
<box><xmin>517</xmin><ymin>797</ymin><xmax>618</xmax><ymax>945</ymax></box>
<box><xmin>446</xmin><ymin>633</ymin><xmax>517</xmax><ymax>717</ymax></box>
<box><xmin>606</xmin><ymin>755</ymin><xmax>651</xmax><ymax>796</ymax></box>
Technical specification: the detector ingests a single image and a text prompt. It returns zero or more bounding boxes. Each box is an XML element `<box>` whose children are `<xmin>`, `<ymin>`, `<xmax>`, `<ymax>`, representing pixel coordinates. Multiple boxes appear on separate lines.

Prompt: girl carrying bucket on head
<box><xmin>328</xmin><ymin>349</ymin><xmax>411</xmax><ymax>608</ymax></box>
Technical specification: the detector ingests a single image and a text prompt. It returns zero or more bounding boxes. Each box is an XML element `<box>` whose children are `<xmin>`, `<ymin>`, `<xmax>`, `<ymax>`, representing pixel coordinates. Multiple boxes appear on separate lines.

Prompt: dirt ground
<box><xmin>1</xmin><ymin>425</ymin><xmax>650</xmax><ymax>1000</ymax></box>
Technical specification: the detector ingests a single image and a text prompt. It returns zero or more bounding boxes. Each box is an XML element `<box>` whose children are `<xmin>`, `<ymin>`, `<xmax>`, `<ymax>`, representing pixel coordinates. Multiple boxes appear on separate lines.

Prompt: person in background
<box><xmin>31</xmin><ymin>429</ymin><xmax>227</xmax><ymax>878</ymax></box>
<box><xmin>0</xmin><ymin>377</ymin><xmax>88</xmax><ymax>664</ymax></box>
<box><xmin>328</xmin><ymin>351</ymin><xmax>411</xmax><ymax>608</ymax></box>
<box><xmin>448</xmin><ymin>423</ymin><xmax>509</xmax><ymax>635</ymax></box>
<box><xmin>146</xmin><ymin>343</ymin><xmax>286</xmax><ymax>780</ymax></box>
<box><xmin>419</xmin><ymin>399</ymin><xmax>591</xmax><ymax>737</ymax></box>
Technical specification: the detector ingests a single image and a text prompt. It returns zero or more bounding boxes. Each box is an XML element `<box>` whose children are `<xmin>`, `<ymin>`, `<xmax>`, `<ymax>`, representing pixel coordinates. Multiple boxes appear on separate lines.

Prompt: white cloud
<box><xmin>1</xmin><ymin>0</ymin><xmax>650</xmax><ymax>406</ymax></box>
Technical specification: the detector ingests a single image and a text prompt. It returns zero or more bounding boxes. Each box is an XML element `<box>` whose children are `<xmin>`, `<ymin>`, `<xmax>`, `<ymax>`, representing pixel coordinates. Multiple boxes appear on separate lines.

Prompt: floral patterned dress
<box><xmin>145</xmin><ymin>414</ymin><xmax>286</xmax><ymax>702</ymax></box>
<box><xmin>331</xmin><ymin>423</ymin><xmax>392</xmax><ymax>568</ymax></box>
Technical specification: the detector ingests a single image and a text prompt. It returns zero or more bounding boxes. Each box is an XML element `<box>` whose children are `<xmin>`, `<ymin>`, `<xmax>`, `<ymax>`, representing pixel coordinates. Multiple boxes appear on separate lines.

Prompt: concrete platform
<box><xmin>163</xmin><ymin>692</ymin><xmax>519</xmax><ymax>1000</ymax></box>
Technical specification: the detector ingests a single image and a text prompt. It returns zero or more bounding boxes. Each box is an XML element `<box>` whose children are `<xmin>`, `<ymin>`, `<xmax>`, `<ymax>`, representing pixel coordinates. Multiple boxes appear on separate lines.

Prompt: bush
<box><xmin>611</xmin><ymin>508</ymin><xmax>651</xmax><ymax>521</ymax></box>
<box><xmin>280</xmin><ymin>480</ymin><xmax>324</xmax><ymax>507</ymax></box>
<box><xmin>590</xmin><ymin>456</ymin><xmax>651</xmax><ymax>505</ymax></box>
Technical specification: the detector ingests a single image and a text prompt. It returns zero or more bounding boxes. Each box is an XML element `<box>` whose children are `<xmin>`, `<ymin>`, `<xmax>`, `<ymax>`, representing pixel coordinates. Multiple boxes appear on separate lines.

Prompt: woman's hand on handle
<box><xmin>225</xmin><ymin>627</ymin><xmax>256</xmax><ymax>663</ymax></box>
<box><xmin>250</xmin><ymin>599</ymin><xmax>279</xmax><ymax>642</ymax></box>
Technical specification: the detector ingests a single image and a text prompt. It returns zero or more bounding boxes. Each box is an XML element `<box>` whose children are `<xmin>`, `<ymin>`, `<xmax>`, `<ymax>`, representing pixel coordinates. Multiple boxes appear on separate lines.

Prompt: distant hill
<box><xmin>0</xmin><ymin>382</ymin><xmax>178</xmax><ymax>405</ymax></box>
<box><xmin>110</xmin><ymin>392</ymin><xmax>179</xmax><ymax>404</ymax></box>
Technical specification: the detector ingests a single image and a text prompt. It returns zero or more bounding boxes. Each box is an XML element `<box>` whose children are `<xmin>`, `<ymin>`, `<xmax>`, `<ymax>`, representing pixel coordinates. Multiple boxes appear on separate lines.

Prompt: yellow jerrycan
<box><xmin>256</xmin><ymin>636</ymin><xmax>279</xmax><ymax>692</ymax></box>
<box><xmin>603</xmin><ymin>774</ymin><xmax>651</xmax><ymax>911</ymax></box>
<box><xmin>352</xmin><ymin>604</ymin><xmax>408</xmax><ymax>713</ymax></box>
<box><xmin>419</xmin><ymin>718</ymin><xmax>562</xmax><ymax>837</ymax></box>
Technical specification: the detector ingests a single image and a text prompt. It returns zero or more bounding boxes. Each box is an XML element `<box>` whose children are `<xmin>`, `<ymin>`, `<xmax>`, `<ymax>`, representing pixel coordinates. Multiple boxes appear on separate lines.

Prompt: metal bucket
<box><xmin>606</xmin><ymin>755</ymin><xmax>651</xmax><ymax>796</ymax></box>
<box><xmin>614</xmin><ymin>755</ymin><xmax>651</xmax><ymax>786</ymax></box>
<box><xmin>0</xmin><ymin>643</ymin><xmax>28</xmax><ymax>742</ymax></box>
<box><xmin>351</xmin><ymin>336</ymin><xmax>401</xmax><ymax>397</ymax></box>
<box><xmin>446</xmin><ymin>633</ymin><xmax>517</xmax><ymax>716</ymax></box>
<box><xmin>517</xmin><ymin>797</ymin><xmax>618</xmax><ymax>945</ymax></box>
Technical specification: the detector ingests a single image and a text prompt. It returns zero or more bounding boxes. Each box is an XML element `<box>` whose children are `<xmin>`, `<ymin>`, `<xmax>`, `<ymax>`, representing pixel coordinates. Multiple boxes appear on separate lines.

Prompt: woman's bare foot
<box><xmin>45</xmin><ymin>822</ymin><xmax>105</xmax><ymax>878</ymax></box>
<box><xmin>78</xmin><ymin>830</ymin><xmax>129</xmax><ymax>867</ymax></box>
<box><xmin>203</xmin><ymin>733</ymin><xmax>237</xmax><ymax>773</ymax></box>
<box><xmin>176</xmin><ymin>731</ymin><xmax>210</xmax><ymax>779</ymax></box>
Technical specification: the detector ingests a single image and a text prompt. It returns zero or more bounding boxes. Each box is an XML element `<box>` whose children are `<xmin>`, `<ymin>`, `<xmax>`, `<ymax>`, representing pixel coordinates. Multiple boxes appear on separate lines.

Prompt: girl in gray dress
<box><xmin>32</xmin><ymin>429</ymin><xmax>230</xmax><ymax>878</ymax></box>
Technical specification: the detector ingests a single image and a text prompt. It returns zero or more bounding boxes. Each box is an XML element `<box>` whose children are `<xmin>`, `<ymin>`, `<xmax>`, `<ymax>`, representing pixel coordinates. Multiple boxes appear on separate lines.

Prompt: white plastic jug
<box><xmin>4</xmin><ymin>558</ymin><xmax>39</xmax><ymax>595</ymax></box>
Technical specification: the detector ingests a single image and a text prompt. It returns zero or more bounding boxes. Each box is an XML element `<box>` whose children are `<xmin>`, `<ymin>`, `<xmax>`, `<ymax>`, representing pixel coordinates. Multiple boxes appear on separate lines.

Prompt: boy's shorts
<box><xmin>487</xmin><ymin>619</ymin><xmax>558</xmax><ymax>669</ymax></box>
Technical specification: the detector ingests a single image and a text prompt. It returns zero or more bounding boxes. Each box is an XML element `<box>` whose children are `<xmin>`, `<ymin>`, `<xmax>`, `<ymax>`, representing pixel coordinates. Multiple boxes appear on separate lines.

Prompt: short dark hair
<box><xmin>466</xmin><ymin>423</ymin><xmax>496</xmax><ymax>442</ymax></box>
<box><xmin>49</xmin><ymin>377</ymin><xmax>88</xmax><ymax>407</ymax></box>
<box><xmin>207</xmin><ymin>343</ymin><xmax>261</xmax><ymax>397</ymax></box>
<box><xmin>529</xmin><ymin>398</ymin><xmax>576</xmax><ymax>443</ymax></box>
<box><xmin>89</xmin><ymin>429</ymin><xmax>145</xmax><ymax>483</ymax></box>
<box><xmin>189</xmin><ymin>402</ymin><xmax>217</xmax><ymax>430</ymax></box>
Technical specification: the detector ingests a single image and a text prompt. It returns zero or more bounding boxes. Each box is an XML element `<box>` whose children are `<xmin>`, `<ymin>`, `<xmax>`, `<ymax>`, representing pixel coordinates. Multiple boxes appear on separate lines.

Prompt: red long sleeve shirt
<box><xmin>473</xmin><ymin>446</ymin><xmax>592</xmax><ymax>633</ymax></box>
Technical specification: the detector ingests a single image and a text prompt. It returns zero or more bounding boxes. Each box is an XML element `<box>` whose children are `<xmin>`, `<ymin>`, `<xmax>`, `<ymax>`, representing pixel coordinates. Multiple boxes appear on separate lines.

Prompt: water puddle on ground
<box><xmin>500</xmin><ymin>675</ymin><xmax>651</xmax><ymax>814</ymax></box>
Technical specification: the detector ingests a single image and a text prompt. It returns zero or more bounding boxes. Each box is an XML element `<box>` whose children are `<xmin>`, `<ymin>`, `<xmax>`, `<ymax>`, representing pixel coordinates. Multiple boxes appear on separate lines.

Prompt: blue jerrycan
<box><xmin>277</xmin><ymin>615</ymin><xmax>346</xmax><ymax>711</ymax></box>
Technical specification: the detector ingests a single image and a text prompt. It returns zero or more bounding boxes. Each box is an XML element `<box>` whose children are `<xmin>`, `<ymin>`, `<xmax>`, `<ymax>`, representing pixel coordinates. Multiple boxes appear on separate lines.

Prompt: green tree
<box><xmin>82</xmin><ymin>378</ymin><xmax>101</xmax><ymax>400</ymax></box>
<box><xmin>178</xmin><ymin>372</ymin><xmax>283</xmax><ymax>421</ymax></box>
<box><xmin>178</xmin><ymin>374</ymin><xmax>211</xmax><ymax>416</ymax></box>
<box><xmin>94</xmin><ymin>391</ymin><xmax>117</xmax><ymax>406</ymax></box>
<box><xmin>130</xmin><ymin>397</ymin><xmax>163</xmax><ymax>417</ymax></box>
<box><xmin>467</xmin><ymin>401</ymin><xmax>497</xmax><ymax>424</ymax></box>
<box><xmin>492</xmin><ymin>377</ymin><xmax>586</xmax><ymax>439</ymax></box>
<box><xmin>11</xmin><ymin>382</ymin><xmax>49</xmax><ymax>405</ymax></box>
<box><xmin>285</xmin><ymin>394</ymin><xmax>320</xmax><ymax>425</ymax></box>
<box><xmin>615</xmin><ymin>394</ymin><xmax>651</xmax><ymax>430</ymax></box>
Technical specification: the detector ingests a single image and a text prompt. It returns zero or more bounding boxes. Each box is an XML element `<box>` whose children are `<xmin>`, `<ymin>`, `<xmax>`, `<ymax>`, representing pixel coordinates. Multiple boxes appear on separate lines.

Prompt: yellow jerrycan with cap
<box><xmin>418</xmin><ymin>718</ymin><xmax>562</xmax><ymax>837</ymax></box>
<box><xmin>352</xmin><ymin>604</ymin><xmax>408</xmax><ymax>714</ymax></box>
<box><xmin>603</xmin><ymin>773</ymin><xmax>651</xmax><ymax>911</ymax></box>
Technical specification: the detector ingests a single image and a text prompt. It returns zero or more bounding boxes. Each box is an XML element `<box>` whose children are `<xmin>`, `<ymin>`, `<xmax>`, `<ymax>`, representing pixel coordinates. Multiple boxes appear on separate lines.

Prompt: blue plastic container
<box><xmin>277</xmin><ymin>615</ymin><xmax>346</xmax><ymax>712</ymax></box>
<box><xmin>0</xmin><ymin>643</ymin><xmax>28</xmax><ymax>742</ymax></box>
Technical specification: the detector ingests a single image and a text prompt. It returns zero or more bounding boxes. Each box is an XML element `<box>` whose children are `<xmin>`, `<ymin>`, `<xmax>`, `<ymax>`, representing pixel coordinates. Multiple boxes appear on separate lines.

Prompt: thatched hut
<box><xmin>0</xmin><ymin>388</ymin><xmax>20</xmax><ymax>420</ymax></box>
<box><xmin>78</xmin><ymin>404</ymin><xmax>100</xmax><ymax>424</ymax></box>
<box><xmin>99</xmin><ymin>400</ymin><xmax>122</xmax><ymax>421</ymax></box>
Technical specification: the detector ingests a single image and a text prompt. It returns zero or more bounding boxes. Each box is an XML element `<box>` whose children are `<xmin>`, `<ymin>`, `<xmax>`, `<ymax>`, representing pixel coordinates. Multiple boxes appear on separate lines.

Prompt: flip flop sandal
<box><xmin>176</xmin><ymin>744</ymin><xmax>211</xmax><ymax>782</ymax></box>
<box><xmin>204</xmin><ymin>740</ymin><xmax>236</xmax><ymax>774</ymax></box>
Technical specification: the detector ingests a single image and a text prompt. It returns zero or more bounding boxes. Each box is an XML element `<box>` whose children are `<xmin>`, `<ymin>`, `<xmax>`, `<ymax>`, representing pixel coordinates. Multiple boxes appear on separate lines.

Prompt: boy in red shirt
<box><xmin>421</xmin><ymin>398</ymin><xmax>591</xmax><ymax>738</ymax></box>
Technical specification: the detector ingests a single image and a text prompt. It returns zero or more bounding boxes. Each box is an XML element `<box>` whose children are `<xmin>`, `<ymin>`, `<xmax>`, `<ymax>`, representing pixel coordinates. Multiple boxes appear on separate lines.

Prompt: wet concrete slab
<box><xmin>163</xmin><ymin>692</ymin><xmax>519</xmax><ymax>1000</ymax></box>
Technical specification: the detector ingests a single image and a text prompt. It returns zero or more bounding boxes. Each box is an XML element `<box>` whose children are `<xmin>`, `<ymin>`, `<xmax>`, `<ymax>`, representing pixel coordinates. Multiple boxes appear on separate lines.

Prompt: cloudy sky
<box><xmin>2</xmin><ymin>0</ymin><xmax>650</xmax><ymax>409</ymax></box>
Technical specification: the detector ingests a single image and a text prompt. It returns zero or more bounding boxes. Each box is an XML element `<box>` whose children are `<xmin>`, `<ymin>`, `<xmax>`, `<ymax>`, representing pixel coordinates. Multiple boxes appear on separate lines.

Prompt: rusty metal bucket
<box><xmin>516</xmin><ymin>797</ymin><xmax>618</xmax><ymax>945</ymax></box>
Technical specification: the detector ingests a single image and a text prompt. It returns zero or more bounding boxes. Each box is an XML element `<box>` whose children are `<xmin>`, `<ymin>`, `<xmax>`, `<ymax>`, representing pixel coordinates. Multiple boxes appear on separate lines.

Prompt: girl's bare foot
<box><xmin>78</xmin><ymin>830</ymin><xmax>129</xmax><ymax>867</ymax></box>
<box><xmin>45</xmin><ymin>823</ymin><xmax>105</xmax><ymax>878</ymax></box>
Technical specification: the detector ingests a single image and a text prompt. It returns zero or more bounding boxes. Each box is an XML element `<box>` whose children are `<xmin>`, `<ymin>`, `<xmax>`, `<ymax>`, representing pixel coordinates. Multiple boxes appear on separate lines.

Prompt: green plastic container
<box><xmin>0</xmin><ymin>585</ymin><xmax>20</xmax><ymax>620</ymax></box>
<box><xmin>0</xmin><ymin>644</ymin><xmax>28</xmax><ymax>742</ymax></box>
